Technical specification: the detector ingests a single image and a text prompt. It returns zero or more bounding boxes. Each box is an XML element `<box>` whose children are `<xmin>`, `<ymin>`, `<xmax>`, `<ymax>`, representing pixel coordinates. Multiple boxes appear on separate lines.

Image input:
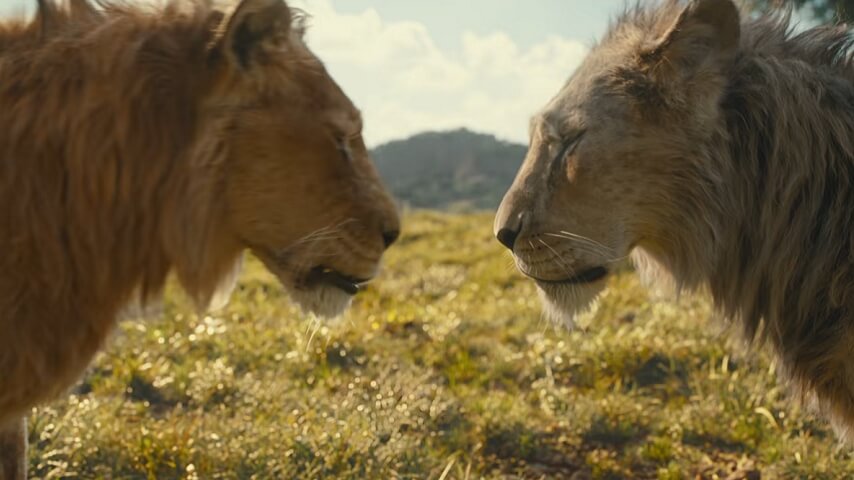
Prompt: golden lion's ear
<box><xmin>35</xmin><ymin>0</ymin><xmax>60</xmax><ymax>37</ymax></box>
<box><xmin>68</xmin><ymin>0</ymin><xmax>99</xmax><ymax>21</ymax></box>
<box><xmin>214</xmin><ymin>0</ymin><xmax>292</xmax><ymax>70</ymax></box>
<box><xmin>642</xmin><ymin>0</ymin><xmax>740</xmax><ymax>77</ymax></box>
<box><xmin>36</xmin><ymin>0</ymin><xmax>98</xmax><ymax>37</ymax></box>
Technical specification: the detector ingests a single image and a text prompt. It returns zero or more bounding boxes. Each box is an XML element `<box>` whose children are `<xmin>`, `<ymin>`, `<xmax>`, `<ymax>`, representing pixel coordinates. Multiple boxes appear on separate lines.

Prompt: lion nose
<box><xmin>494</xmin><ymin>183</ymin><xmax>529</xmax><ymax>252</ymax></box>
<box><xmin>382</xmin><ymin>229</ymin><xmax>400</xmax><ymax>249</ymax></box>
<box><xmin>496</xmin><ymin>227</ymin><xmax>519</xmax><ymax>251</ymax></box>
<box><xmin>494</xmin><ymin>208</ymin><xmax>527</xmax><ymax>252</ymax></box>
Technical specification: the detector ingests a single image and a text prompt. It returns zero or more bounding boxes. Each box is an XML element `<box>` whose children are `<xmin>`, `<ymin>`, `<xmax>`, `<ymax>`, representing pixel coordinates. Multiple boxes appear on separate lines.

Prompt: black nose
<box><xmin>496</xmin><ymin>227</ymin><xmax>519</xmax><ymax>251</ymax></box>
<box><xmin>382</xmin><ymin>230</ymin><xmax>400</xmax><ymax>249</ymax></box>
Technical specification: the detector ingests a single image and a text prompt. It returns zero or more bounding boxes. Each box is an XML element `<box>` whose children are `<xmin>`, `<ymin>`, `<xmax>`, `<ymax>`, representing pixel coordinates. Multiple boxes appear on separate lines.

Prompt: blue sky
<box><xmin>327</xmin><ymin>1</ymin><xmax>625</xmax><ymax>51</ymax></box>
<box><xmin>287</xmin><ymin>0</ymin><xmax>630</xmax><ymax>145</ymax></box>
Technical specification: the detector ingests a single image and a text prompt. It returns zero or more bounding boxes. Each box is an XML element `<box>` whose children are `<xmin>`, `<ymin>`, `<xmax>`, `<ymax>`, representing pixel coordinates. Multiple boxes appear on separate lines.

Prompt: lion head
<box><xmin>494</xmin><ymin>0</ymin><xmax>739</xmax><ymax>324</ymax></box>
<box><xmin>190</xmin><ymin>0</ymin><xmax>401</xmax><ymax>317</ymax></box>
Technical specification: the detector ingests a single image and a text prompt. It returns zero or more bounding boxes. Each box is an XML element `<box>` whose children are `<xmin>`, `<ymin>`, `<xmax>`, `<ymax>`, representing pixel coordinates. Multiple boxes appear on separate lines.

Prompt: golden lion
<box><xmin>0</xmin><ymin>0</ymin><xmax>399</xmax><ymax>477</ymax></box>
<box><xmin>497</xmin><ymin>0</ymin><xmax>854</xmax><ymax>441</ymax></box>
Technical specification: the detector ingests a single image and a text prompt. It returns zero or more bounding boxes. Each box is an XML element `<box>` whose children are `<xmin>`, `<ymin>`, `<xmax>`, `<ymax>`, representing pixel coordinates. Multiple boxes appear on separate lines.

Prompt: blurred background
<box><xmin>4</xmin><ymin>0</ymin><xmax>854</xmax><ymax>478</ymax></box>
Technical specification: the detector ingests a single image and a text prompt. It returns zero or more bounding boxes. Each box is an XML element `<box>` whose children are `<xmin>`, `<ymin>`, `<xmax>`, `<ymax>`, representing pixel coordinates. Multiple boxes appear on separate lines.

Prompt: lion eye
<box><xmin>549</xmin><ymin>131</ymin><xmax>586</xmax><ymax>183</ymax></box>
<box><xmin>554</xmin><ymin>131</ymin><xmax>584</xmax><ymax>163</ymax></box>
<box><xmin>564</xmin><ymin>132</ymin><xmax>585</xmax><ymax>156</ymax></box>
<box><xmin>554</xmin><ymin>131</ymin><xmax>585</xmax><ymax>166</ymax></box>
<box><xmin>336</xmin><ymin>138</ymin><xmax>353</xmax><ymax>161</ymax></box>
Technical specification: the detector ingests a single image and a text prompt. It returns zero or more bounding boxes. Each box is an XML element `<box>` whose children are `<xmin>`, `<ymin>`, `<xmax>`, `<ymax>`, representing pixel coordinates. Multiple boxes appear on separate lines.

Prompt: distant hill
<box><xmin>370</xmin><ymin>129</ymin><xmax>526</xmax><ymax>212</ymax></box>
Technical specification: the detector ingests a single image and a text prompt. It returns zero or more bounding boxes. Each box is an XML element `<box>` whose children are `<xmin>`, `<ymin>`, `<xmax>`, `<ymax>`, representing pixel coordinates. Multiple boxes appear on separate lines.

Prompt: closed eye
<box><xmin>548</xmin><ymin>130</ymin><xmax>586</xmax><ymax>182</ymax></box>
<box><xmin>556</xmin><ymin>130</ymin><xmax>586</xmax><ymax>164</ymax></box>
<box><xmin>336</xmin><ymin>137</ymin><xmax>353</xmax><ymax>161</ymax></box>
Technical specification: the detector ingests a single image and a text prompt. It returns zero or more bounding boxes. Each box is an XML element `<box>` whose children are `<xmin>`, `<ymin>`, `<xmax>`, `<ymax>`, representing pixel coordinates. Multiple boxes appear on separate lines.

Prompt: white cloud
<box><xmin>291</xmin><ymin>0</ymin><xmax>588</xmax><ymax>147</ymax></box>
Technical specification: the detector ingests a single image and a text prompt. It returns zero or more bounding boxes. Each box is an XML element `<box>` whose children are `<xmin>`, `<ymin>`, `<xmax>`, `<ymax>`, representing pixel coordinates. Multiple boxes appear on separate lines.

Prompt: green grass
<box><xmin>27</xmin><ymin>211</ymin><xmax>854</xmax><ymax>479</ymax></box>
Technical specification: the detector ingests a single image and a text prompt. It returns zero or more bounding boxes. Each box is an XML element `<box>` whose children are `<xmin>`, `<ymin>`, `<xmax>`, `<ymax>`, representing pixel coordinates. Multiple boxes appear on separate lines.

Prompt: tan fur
<box><xmin>0</xmin><ymin>0</ymin><xmax>399</xmax><ymax>472</ymax></box>
<box><xmin>497</xmin><ymin>0</ymin><xmax>854</xmax><ymax>441</ymax></box>
<box><xmin>0</xmin><ymin>418</ymin><xmax>27</xmax><ymax>480</ymax></box>
<box><xmin>0</xmin><ymin>419</ymin><xmax>26</xmax><ymax>480</ymax></box>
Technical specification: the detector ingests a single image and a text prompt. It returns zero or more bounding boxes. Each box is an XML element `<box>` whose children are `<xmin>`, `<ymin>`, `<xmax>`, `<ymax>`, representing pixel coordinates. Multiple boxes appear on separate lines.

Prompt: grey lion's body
<box><xmin>496</xmin><ymin>0</ymin><xmax>854</xmax><ymax>439</ymax></box>
<box><xmin>706</xmin><ymin>7</ymin><xmax>854</xmax><ymax>438</ymax></box>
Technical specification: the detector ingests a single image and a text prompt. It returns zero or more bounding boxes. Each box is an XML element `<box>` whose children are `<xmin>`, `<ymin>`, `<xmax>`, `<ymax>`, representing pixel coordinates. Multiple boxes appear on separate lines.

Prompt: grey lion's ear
<box><xmin>214</xmin><ymin>0</ymin><xmax>292</xmax><ymax>70</ymax></box>
<box><xmin>643</xmin><ymin>0</ymin><xmax>740</xmax><ymax>77</ymax></box>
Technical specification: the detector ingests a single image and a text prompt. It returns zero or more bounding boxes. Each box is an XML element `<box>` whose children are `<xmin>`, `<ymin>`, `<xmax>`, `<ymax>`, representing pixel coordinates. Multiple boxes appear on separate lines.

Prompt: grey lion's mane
<box><xmin>613</xmin><ymin>1</ymin><xmax>854</xmax><ymax>438</ymax></box>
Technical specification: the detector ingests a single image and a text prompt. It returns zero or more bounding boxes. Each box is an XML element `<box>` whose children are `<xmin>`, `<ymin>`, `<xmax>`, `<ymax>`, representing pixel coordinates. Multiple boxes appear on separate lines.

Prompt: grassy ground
<box><xmin>27</xmin><ymin>211</ymin><xmax>854</xmax><ymax>479</ymax></box>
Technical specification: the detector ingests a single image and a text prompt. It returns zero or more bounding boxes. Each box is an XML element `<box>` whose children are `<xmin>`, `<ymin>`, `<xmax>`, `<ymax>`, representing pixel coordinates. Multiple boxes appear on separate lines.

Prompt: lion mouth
<box><xmin>302</xmin><ymin>266</ymin><xmax>371</xmax><ymax>296</ymax></box>
<box><xmin>524</xmin><ymin>266</ymin><xmax>609</xmax><ymax>286</ymax></box>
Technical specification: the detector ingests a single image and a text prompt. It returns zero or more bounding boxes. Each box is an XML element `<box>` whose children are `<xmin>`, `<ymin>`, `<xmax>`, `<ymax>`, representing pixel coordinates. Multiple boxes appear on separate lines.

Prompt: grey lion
<box><xmin>497</xmin><ymin>0</ymin><xmax>854</xmax><ymax>440</ymax></box>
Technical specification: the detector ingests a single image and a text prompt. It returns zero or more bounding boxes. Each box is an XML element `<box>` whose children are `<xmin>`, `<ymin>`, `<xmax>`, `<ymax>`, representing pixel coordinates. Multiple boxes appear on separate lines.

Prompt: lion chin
<box><xmin>204</xmin><ymin>256</ymin><xmax>354</xmax><ymax>319</ymax></box>
<box><xmin>535</xmin><ymin>282</ymin><xmax>605</xmax><ymax>329</ymax></box>
<box><xmin>288</xmin><ymin>285</ymin><xmax>355</xmax><ymax>319</ymax></box>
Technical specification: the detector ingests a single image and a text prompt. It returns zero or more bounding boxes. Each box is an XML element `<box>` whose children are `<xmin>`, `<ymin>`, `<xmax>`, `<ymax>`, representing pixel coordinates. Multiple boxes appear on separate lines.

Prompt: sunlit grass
<box><xmin>28</xmin><ymin>211</ymin><xmax>854</xmax><ymax>479</ymax></box>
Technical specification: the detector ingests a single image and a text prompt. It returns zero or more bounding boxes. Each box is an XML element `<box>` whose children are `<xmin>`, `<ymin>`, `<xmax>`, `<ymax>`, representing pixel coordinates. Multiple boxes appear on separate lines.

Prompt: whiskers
<box><xmin>503</xmin><ymin>229</ymin><xmax>629</xmax><ymax>285</ymax></box>
<box><xmin>286</xmin><ymin>218</ymin><xmax>357</xmax><ymax>254</ymax></box>
<box><xmin>498</xmin><ymin>230</ymin><xmax>617</xmax><ymax>329</ymax></box>
<box><xmin>305</xmin><ymin>315</ymin><xmax>323</xmax><ymax>352</ymax></box>
<box><xmin>536</xmin><ymin>238</ymin><xmax>578</xmax><ymax>279</ymax></box>
<box><xmin>276</xmin><ymin>218</ymin><xmax>358</xmax><ymax>273</ymax></box>
<box><xmin>543</xmin><ymin>231</ymin><xmax>615</xmax><ymax>259</ymax></box>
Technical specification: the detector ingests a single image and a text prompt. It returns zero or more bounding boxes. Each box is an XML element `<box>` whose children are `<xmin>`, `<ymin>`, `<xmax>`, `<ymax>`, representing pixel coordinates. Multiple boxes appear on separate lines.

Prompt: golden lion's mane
<box><xmin>0</xmin><ymin>0</ymin><xmax>302</xmax><ymax>423</ymax></box>
<box><xmin>2</xmin><ymin>0</ymin><xmax>225</xmax><ymax>302</ymax></box>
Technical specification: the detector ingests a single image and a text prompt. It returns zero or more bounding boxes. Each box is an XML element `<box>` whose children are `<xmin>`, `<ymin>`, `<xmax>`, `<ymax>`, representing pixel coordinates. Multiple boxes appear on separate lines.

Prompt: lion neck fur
<box><xmin>0</xmin><ymin>1</ymin><xmax>241</xmax><ymax>327</ymax></box>
<box><xmin>612</xmin><ymin>3</ymin><xmax>854</xmax><ymax>436</ymax></box>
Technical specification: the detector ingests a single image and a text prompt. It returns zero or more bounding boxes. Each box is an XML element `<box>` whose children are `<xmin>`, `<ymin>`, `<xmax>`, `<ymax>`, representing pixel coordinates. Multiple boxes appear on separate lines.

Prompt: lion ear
<box><xmin>35</xmin><ymin>0</ymin><xmax>60</xmax><ymax>37</ymax></box>
<box><xmin>214</xmin><ymin>0</ymin><xmax>292</xmax><ymax>70</ymax></box>
<box><xmin>643</xmin><ymin>0</ymin><xmax>740</xmax><ymax>77</ymax></box>
<box><xmin>68</xmin><ymin>0</ymin><xmax>99</xmax><ymax>21</ymax></box>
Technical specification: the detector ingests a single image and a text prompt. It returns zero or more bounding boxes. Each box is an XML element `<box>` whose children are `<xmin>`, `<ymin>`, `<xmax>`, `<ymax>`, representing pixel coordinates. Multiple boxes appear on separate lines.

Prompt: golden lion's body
<box><xmin>0</xmin><ymin>0</ymin><xmax>399</xmax><ymax>477</ymax></box>
<box><xmin>0</xmin><ymin>0</ymin><xmax>234</xmax><ymax>428</ymax></box>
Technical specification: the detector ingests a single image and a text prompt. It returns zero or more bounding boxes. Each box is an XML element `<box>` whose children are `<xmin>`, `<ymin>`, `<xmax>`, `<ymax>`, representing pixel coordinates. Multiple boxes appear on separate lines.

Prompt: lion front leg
<box><xmin>0</xmin><ymin>417</ymin><xmax>26</xmax><ymax>480</ymax></box>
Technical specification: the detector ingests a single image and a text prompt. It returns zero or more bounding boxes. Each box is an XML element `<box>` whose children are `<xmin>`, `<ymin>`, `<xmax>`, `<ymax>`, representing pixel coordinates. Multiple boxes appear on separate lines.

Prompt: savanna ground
<box><xmin>27</xmin><ymin>212</ymin><xmax>854</xmax><ymax>479</ymax></box>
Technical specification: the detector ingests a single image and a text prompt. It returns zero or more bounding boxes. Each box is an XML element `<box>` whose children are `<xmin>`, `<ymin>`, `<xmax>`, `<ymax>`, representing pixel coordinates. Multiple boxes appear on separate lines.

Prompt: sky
<box><xmin>291</xmin><ymin>0</ymin><xmax>634</xmax><ymax>146</ymax></box>
<box><xmin>0</xmin><ymin>1</ymin><xmax>687</xmax><ymax>146</ymax></box>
